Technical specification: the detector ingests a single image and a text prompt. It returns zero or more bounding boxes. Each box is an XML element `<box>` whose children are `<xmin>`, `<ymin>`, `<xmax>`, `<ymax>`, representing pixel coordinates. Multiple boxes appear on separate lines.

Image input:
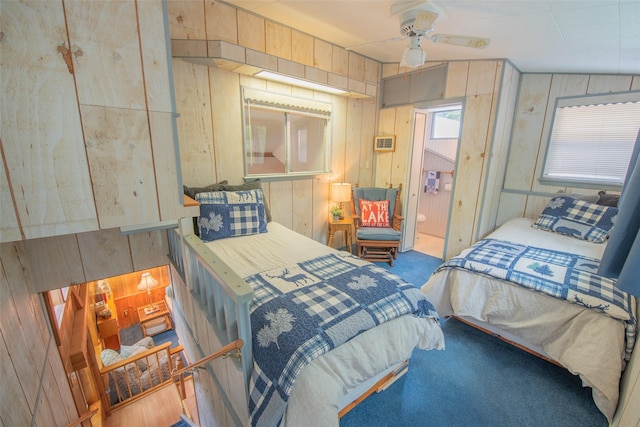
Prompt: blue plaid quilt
<box><xmin>245</xmin><ymin>253</ymin><xmax>439</xmax><ymax>427</ymax></box>
<box><xmin>436</xmin><ymin>238</ymin><xmax>637</xmax><ymax>361</ymax></box>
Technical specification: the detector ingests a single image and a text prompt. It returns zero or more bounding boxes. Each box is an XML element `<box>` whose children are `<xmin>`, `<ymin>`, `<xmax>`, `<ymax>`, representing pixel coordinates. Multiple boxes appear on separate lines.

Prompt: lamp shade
<box><xmin>332</xmin><ymin>182</ymin><xmax>352</xmax><ymax>202</ymax></box>
<box><xmin>400</xmin><ymin>36</ymin><xmax>426</xmax><ymax>68</ymax></box>
<box><xmin>137</xmin><ymin>272</ymin><xmax>158</xmax><ymax>291</ymax></box>
<box><xmin>96</xmin><ymin>280</ymin><xmax>111</xmax><ymax>295</ymax></box>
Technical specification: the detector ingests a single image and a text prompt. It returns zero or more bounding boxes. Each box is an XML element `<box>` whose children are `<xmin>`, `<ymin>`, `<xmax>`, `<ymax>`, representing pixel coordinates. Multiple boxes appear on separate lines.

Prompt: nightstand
<box><xmin>327</xmin><ymin>215</ymin><xmax>353</xmax><ymax>253</ymax></box>
<box><xmin>97</xmin><ymin>308</ymin><xmax>120</xmax><ymax>351</ymax></box>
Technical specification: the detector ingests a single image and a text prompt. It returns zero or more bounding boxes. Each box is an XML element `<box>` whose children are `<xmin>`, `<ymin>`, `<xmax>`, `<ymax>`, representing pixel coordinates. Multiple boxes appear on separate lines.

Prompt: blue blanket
<box><xmin>245</xmin><ymin>253</ymin><xmax>439</xmax><ymax>426</ymax></box>
<box><xmin>436</xmin><ymin>238</ymin><xmax>637</xmax><ymax>361</ymax></box>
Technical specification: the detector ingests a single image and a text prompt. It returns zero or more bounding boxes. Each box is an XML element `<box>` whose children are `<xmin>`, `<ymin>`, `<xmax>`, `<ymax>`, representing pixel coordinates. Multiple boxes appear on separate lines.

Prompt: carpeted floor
<box><xmin>120</xmin><ymin>323</ymin><xmax>180</xmax><ymax>349</ymax></box>
<box><xmin>339</xmin><ymin>249</ymin><xmax>607</xmax><ymax>427</ymax></box>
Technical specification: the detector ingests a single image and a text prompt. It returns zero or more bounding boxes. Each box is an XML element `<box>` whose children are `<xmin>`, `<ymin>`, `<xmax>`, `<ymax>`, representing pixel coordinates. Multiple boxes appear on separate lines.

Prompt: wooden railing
<box><xmin>99</xmin><ymin>342</ymin><xmax>183</xmax><ymax>414</ymax></box>
<box><xmin>64</xmin><ymin>408</ymin><xmax>99</xmax><ymax>427</ymax></box>
<box><xmin>171</xmin><ymin>339</ymin><xmax>244</xmax><ymax>400</ymax></box>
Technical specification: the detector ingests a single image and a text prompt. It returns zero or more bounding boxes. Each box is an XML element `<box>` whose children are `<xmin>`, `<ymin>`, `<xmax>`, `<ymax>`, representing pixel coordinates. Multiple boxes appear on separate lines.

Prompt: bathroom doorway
<box><xmin>410</xmin><ymin>104</ymin><xmax>461</xmax><ymax>258</ymax></box>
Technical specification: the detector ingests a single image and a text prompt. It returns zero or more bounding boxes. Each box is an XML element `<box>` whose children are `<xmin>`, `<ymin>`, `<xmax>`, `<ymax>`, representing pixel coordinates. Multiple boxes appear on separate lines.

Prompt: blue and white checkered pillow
<box><xmin>196</xmin><ymin>189</ymin><xmax>268</xmax><ymax>241</ymax></box>
<box><xmin>531</xmin><ymin>195</ymin><xmax>617</xmax><ymax>243</ymax></box>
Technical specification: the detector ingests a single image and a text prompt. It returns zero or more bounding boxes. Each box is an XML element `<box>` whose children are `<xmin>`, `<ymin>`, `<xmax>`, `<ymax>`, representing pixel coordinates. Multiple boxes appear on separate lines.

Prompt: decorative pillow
<box><xmin>531</xmin><ymin>195</ymin><xmax>618</xmax><ymax>243</ymax></box>
<box><xmin>359</xmin><ymin>199</ymin><xmax>390</xmax><ymax>228</ymax></box>
<box><xmin>223</xmin><ymin>179</ymin><xmax>272</xmax><ymax>222</ymax></box>
<box><xmin>555</xmin><ymin>190</ymin><xmax>600</xmax><ymax>204</ymax></box>
<box><xmin>196</xmin><ymin>189</ymin><xmax>268</xmax><ymax>241</ymax></box>
<box><xmin>597</xmin><ymin>191</ymin><xmax>620</xmax><ymax>207</ymax></box>
<box><xmin>101</xmin><ymin>349</ymin><xmax>125</xmax><ymax>367</ymax></box>
<box><xmin>183</xmin><ymin>180</ymin><xmax>228</xmax><ymax>199</ymax></box>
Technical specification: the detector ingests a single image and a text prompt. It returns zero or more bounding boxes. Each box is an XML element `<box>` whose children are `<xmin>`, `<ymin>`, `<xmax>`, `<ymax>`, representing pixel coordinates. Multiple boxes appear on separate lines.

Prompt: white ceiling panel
<box><xmin>225</xmin><ymin>0</ymin><xmax>640</xmax><ymax>74</ymax></box>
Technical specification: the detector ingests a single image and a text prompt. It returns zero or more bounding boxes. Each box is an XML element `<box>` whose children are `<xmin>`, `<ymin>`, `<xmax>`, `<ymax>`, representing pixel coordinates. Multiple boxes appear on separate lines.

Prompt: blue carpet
<box><xmin>120</xmin><ymin>324</ymin><xmax>180</xmax><ymax>349</ymax></box>
<box><xmin>377</xmin><ymin>249</ymin><xmax>443</xmax><ymax>288</ymax></box>
<box><xmin>339</xmin><ymin>249</ymin><xmax>607</xmax><ymax>427</ymax></box>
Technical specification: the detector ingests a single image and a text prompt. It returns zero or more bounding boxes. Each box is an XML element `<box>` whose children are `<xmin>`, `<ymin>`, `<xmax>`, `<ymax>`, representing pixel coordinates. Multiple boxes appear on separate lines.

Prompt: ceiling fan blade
<box><xmin>345</xmin><ymin>36</ymin><xmax>408</xmax><ymax>51</ymax></box>
<box><xmin>430</xmin><ymin>34</ymin><xmax>490</xmax><ymax>49</ymax></box>
<box><xmin>413</xmin><ymin>11</ymin><xmax>439</xmax><ymax>32</ymax></box>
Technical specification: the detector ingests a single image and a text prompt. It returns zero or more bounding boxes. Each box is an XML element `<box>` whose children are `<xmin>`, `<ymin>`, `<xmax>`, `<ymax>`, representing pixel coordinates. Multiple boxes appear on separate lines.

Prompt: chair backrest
<box><xmin>352</xmin><ymin>186</ymin><xmax>400</xmax><ymax>221</ymax></box>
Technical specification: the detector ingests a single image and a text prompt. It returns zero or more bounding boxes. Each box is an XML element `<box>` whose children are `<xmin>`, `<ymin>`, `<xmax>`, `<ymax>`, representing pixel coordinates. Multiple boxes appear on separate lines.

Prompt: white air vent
<box><xmin>374</xmin><ymin>136</ymin><xmax>396</xmax><ymax>152</ymax></box>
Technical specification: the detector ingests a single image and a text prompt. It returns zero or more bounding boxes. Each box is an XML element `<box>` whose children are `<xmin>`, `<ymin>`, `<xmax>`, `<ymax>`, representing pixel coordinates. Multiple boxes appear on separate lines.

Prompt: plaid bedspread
<box><xmin>245</xmin><ymin>253</ymin><xmax>439</xmax><ymax>427</ymax></box>
<box><xmin>437</xmin><ymin>238</ymin><xmax>637</xmax><ymax>361</ymax></box>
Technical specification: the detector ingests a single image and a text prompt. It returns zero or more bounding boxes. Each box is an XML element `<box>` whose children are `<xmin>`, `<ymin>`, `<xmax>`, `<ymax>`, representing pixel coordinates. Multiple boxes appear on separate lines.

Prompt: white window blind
<box><xmin>543</xmin><ymin>93</ymin><xmax>640</xmax><ymax>187</ymax></box>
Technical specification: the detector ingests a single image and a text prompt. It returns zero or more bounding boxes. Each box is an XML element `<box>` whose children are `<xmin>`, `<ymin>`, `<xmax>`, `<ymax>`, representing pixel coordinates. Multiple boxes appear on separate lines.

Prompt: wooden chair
<box><xmin>351</xmin><ymin>184</ymin><xmax>403</xmax><ymax>266</ymax></box>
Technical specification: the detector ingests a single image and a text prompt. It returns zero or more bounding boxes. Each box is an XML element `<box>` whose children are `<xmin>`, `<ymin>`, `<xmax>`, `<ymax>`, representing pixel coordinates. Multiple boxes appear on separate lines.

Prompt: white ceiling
<box><xmin>224</xmin><ymin>0</ymin><xmax>640</xmax><ymax>75</ymax></box>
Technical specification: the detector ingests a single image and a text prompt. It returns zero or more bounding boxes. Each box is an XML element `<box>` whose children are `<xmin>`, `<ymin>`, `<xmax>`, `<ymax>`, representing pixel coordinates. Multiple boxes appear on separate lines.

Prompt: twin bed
<box><xmin>169</xmin><ymin>184</ymin><xmax>635</xmax><ymax>425</ymax></box>
<box><xmin>423</xmin><ymin>194</ymin><xmax>637</xmax><ymax>422</ymax></box>
<box><xmin>168</xmin><ymin>184</ymin><xmax>444</xmax><ymax>426</ymax></box>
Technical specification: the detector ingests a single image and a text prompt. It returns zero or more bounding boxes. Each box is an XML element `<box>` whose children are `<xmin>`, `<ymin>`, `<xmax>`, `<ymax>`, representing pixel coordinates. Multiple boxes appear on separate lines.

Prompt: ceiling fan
<box><xmin>387</xmin><ymin>1</ymin><xmax>490</xmax><ymax>68</ymax></box>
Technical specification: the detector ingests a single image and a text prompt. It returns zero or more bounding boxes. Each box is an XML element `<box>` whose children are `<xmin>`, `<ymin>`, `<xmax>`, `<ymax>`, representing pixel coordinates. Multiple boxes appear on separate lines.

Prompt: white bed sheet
<box><xmin>205</xmin><ymin>222</ymin><xmax>445</xmax><ymax>426</ymax></box>
<box><xmin>421</xmin><ymin>217</ymin><xmax>631</xmax><ymax>421</ymax></box>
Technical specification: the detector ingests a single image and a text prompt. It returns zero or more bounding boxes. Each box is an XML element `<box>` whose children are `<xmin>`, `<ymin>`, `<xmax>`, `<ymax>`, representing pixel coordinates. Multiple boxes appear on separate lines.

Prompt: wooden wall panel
<box><xmin>480</xmin><ymin>62</ymin><xmax>520</xmax><ymax>233</ymax></box>
<box><xmin>313</xmin><ymin>39</ymin><xmax>333</xmax><ymax>72</ymax></box>
<box><xmin>0</xmin><ymin>155</ymin><xmax>20</xmax><ymax>242</ymax></box>
<box><xmin>237</xmin><ymin>10</ymin><xmax>265</xmax><ymax>52</ymax></box>
<box><xmin>292</xmin><ymin>30</ymin><xmax>314</xmax><ymax>66</ymax></box>
<box><xmin>375</xmin><ymin>108</ymin><xmax>397</xmax><ymax>187</ymax></box>
<box><xmin>172</xmin><ymin>60</ymin><xmax>217</xmax><ymax>186</ymax></box>
<box><xmin>390</xmin><ymin>105</ymin><xmax>413</xmax><ymax>188</ymax></box>
<box><xmin>77</xmin><ymin>228</ymin><xmax>133</xmax><ymax>281</ymax></box>
<box><xmin>1</xmin><ymin>241</ymin><xmax>78</xmax><ymax>426</ymax></box>
<box><xmin>0</xmin><ymin>0</ymin><xmax>98</xmax><ymax>242</ymax></box>
<box><xmin>358</xmin><ymin>99</ymin><xmax>377</xmax><ymax>187</ymax></box>
<box><xmin>332</xmin><ymin>46</ymin><xmax>349</xmax><ymax>76</ymax></box>
<box><xmin>292</xmin><ymin>180</ymin><xmax>313</xmax><ymax>238</ymax></box>
<box><xmin>447</xmin><ymin>93</ymin><xmax>494</xmax><ymax>257</ymax></box>
<box><xmin>138</xmin><ymin>0</ymin><xmax>174</xmax><ymax>113</ymax></box>
<box><xmin>503</xmin><ymin>74</ymin><xmax>552</xmax><ymax>192</ymax></box>
<box><xmin>167</xmin><ymin>0</ymin><xmax>206</xmax><ymax>40</ymax></box>
<box><xmin>24</xmin><ymin>235</ymin><xmax>85</xmax><ymax>293</ymax></box>
<box><xmin>269</xmin><ymin>181</ymin><xmax>294</xmax><ymax>228</ymax></box>
<box><xmin>445</xmin><ymin>61</ymin><xmax>470</xmax><ymax>98</ymax></box>
<box><xmin>266</xmin><ymin>21</ymin><xmax>292</xmax><ymax>60</ymax></box>
<box><xmin>205</xmin><ymin>1</ymin><xmax>238</xmax><ymax>43</ymax></box>
<box><xmin>210</xmin><ymin>69</ymin><xmax>244</xmax><ymax>184</ymax></box>
<box><xmin>82</xmin><ymin>106</ymin><xmax>160</xmax><ymax>228</ymax></box>
<box><xmin>312</xmin><ymin>178</ymin><xmax>331</xmax><ymax>244</ymax></box>
<box><xmin>66</xmin><ymin>1</ymin><xmax>145</xmax><ymax>110</ymax></box>
<box><xmin>587</xmin><ymin>75</ymin><xmax>634</xmax><ymax>94</ymax></box>
<box><xmin>129</xmin><ymin>230</ymin><xmax>171</xmax><ymax>272</ymax></box>
<box><xmin>345</xmin><ymin>99</ymin><xmax>364</xmax><ymax>184</ymax></box>
<box><xmin>149</xmin><ymin>111</ymin><xmax>183</xmax><ymax>221</ymax></box>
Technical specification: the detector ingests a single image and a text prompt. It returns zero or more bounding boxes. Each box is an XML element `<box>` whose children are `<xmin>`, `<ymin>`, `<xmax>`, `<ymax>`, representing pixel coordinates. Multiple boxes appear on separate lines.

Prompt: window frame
<box><xmin>430</xmin><ymin>107</ymin><xmax>462</xmax><ymax>140</ymax></box>
<box><xmin>241</xmin><ymin>87</ymin><xmax>333</xmax><ymax>180</ymax></box>
<box><xmin>539</xmin><ymin>91</ymin><xmax>640</xmax><ymax>190</ymax></box>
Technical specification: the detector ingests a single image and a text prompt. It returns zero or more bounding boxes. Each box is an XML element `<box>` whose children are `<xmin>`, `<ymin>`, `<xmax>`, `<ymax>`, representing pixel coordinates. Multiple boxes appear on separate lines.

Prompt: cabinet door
<box><xmin>0</xmin><ymin>0</ymin><xmax>98</xmax><ymax>243</ymax></box>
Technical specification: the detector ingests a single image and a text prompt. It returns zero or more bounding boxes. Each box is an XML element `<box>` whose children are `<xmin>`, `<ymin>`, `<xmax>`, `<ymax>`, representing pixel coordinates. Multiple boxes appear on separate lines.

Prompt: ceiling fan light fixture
<box><xmin>400</xmin><ymin>37</ymin><xmax>426</xmax><ymax>68</ymax></box>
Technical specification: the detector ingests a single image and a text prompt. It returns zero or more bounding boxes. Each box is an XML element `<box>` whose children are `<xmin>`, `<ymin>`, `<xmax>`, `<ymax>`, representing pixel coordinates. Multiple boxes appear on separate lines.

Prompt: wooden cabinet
<box><xmin>96</xmin><ymin>308</ymin><xmax>120</xmax><ymax>351</ymax></box>
<box><xmin>0</xmin><ymin>0</ymin><xmax>183</xmax><ymax>244</ymax></box>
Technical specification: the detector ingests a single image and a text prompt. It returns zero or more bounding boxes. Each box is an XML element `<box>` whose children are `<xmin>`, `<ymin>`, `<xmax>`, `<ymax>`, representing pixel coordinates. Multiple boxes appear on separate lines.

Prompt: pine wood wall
<box><xmin>497</xmin><ymin>73</ymin><xmax>640</xmax><ymax>223</ymax></box>
<box><xmin>168</xmin><ymin>0</ymin><xmax>380</xmax><ymax>245</ymax></box>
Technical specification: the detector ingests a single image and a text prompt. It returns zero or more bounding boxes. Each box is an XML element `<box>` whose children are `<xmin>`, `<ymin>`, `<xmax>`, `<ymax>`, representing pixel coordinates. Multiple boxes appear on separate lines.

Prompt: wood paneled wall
<box><xmin>1</xmin><ymin>241</ymin><xmax>78</xmax><ymax>426</ymax></box>
<box><xmin>377</xmin><ymin>60</ymin><xmax>520</xmax><ymax>259</ymax></box>
<box><xmin>497</xmin><ymin>73</ymin><xmax>640</xmax><ymax>224</ymax></box>
<box><xmin>168</xmin><ymin>0</ymin><xmax>379</xmax><ymax>245</ymax></box>
<box><xmin>0</xmin><ymin>0</ymin><xmax>184</xmax><ymax>244</ymax></box>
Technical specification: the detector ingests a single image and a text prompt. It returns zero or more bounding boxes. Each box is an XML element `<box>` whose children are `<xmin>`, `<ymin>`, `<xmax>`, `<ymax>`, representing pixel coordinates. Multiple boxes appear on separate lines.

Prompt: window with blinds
<box><xmin>242</xmin><ymin>87</ymin><xmax>332</xmax><ymax>178</ymax></box>
<box><xmin>541</xmin><ymin>92</ymin><xmax>640</xmax><ymax>188</ymax></box>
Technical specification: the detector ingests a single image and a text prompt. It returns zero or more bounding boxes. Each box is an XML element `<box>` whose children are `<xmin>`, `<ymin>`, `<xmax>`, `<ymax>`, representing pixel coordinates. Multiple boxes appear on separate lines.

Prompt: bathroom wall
<box><xmin>418</xmin><ymin>151</ymin><xmax>454</xmax><ymax>238</ymax></box>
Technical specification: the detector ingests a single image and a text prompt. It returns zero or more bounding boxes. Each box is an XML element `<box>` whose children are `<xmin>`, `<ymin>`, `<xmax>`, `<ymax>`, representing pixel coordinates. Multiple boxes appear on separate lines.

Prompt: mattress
<box><xmin>205</xmin><ymin>222</ymin><xmax>445</xmax><ymax>426</ymax></box>
<box><xmin>421</xmin><ymin>217</ymin><xmax>635</xmax><ymax>421</ymax></box>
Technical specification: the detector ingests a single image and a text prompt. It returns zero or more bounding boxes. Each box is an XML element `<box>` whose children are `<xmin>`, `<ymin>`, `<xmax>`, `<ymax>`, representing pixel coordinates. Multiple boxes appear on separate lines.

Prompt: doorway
<box><xmin>406</xmin><ymin>103</ymin><xmax>461</xmax><ymax>258</ymax></box>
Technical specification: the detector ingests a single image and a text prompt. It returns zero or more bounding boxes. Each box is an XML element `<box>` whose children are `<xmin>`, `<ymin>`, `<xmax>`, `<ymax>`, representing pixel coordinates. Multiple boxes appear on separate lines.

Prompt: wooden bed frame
<box><xmin>166</xmin><ymin>218</ymin><xmax>412</xmax><ymax>426</ymax></box>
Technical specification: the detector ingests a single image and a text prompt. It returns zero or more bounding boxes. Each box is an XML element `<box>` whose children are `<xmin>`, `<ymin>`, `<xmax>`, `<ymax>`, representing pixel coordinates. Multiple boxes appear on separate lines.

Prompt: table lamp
<box><xmin>137</xmin><ymin>272</ymin><xmax>158</xmax><ymax>309</ymax></box>
<box><xmin>331</xmin><ymin>182</ymin><xmax>351</xmax><ymax>220</ymax></box>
